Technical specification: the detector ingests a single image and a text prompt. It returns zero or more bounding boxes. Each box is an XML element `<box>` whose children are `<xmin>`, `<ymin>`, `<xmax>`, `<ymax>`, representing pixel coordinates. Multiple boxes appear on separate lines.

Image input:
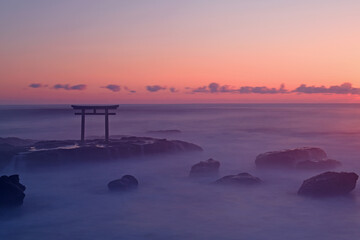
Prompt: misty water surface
<box><xmin>1</xmin><ymin>104</ymin><xmax>360</xmax><ymax>240</ymax></box>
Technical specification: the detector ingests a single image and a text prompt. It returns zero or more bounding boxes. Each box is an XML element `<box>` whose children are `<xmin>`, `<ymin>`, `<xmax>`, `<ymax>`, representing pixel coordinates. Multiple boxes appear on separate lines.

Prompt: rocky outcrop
<box><xmin>7</xmin><ymin>136</ymin><xmax>202</xmax><ymax>168</ymax></box>
<box><xmin>0</xmin><ymin>175</ymin><xmax>26</xmax><ymax>207</ymax></box>
<box><xmin>189</xmin><ymin>158</ymin><xmax>220</xmax><ymax>177</ymax></box>
<box><xmin>108</xmin><ymin>175</ymin><xmax>139</xmax><ymax>191</ymax></box>
<box><xmin>0</xmin><ymin>137</ymin><xmax>35</xmax><ymax>147</ymax></box>
<box><xmin>214</xmin><ymin>173</ymin><xmax>262</xmax><ymax>186</ymax></box>
<box><xmin>298</xmin><ymin>172</ymin><xmax>358</xmax><ymax>196</ymax></box>
<box><xmin>255</xmin><ymin>147</ymin><xmax>341</xmax><ymax>170</ymax></box>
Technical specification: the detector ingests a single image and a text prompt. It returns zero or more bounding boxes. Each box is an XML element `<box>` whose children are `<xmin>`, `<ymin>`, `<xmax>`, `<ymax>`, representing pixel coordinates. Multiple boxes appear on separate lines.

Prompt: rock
<box><xmin>255</xmin><ymin>147</ymin><xmax>340</xmax><ymax>170</ymax></box>
<box><xmin>33</xmin><ymin>140</ymin><xmax>77</xmax><ymax>149</ymax></box>
<box><xmin>214</xmin><ymin>173</ymin><xmax>262</xmax><ymax>185</ymax></box>
<box><xmin>189</xmin><ymin>158</ymin><xmax>220</xmax><ymax>177</ymax></box>
<box><xmin>13</xmin><ymin>136</ymin><xmax>203</xmax><ymax>168</ymax></box>
<box><xmin>108</xmin><ymin>175</ymin><xmax>139</xmax><ymax>191</ymax></box>
<box><xmin>296</xmin><ymin>159</ymin><xmax>341</xmax><ymax>170</ymax></box>
<box><xmin>298</xmin><ymin>171</ymin><xmax>358</xmax><ymax>196</ymax></box>
<box><xmin>0</xmin><ymin>137</ymin><xmax>35</xmax><ymax>147</ymax></box>
<box><xmin>0</xmin><ymin>174</ymin><xmax>26</xmax><ymax>207</ymax></box>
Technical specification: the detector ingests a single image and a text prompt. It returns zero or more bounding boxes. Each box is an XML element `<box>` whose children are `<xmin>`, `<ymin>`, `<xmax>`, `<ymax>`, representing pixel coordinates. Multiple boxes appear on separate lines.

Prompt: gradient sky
<box><xmin>0</xmin><ymin>0</ymin><xmax>359</xmax><ymax>103</ymax></box>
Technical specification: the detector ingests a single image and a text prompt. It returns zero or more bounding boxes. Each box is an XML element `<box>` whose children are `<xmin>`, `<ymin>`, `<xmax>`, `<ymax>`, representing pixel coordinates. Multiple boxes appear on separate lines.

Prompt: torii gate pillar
<box><xmin>71</xmin><ymin>105</ymin><xmax>119</xmax><ymax>142</ymax></box>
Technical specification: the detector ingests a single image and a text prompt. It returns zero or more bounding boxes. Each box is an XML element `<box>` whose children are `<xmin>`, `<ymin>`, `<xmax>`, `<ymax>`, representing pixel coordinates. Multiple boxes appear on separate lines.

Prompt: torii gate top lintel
<box><xmin>71</xmin><ymin>105</ymin><xmax>119</xmax><ymax>142</ymax></box>
<box><xmin>71</xmin><ymin>105</ymin><xmax>119</xmax><ymax>110</ymax></box>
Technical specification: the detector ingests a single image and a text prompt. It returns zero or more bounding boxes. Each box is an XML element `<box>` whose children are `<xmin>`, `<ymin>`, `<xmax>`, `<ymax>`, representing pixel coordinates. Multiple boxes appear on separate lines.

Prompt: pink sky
<box><xmin>0</xmin><ymin>0</ymin><xmax>359</xmax><ymax>104</ymax></box>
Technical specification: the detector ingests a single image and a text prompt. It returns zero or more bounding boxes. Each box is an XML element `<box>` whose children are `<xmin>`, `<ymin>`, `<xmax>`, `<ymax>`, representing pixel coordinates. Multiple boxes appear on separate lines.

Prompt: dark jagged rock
<box><xmin>147</xmin><ymin>130</ymin><xmax>182</xmax><ymax>134</ymax></box>
<box><xmin>0</xmin><ymin>175</ymin><xmax>26</xmax><ymax>207</ymax></box>
<box><xmin>189</xmin><ymin>158</ymin><xmax>220</xmax><ymax>177</ymax></box>
<box><xmin>255</xmin><ymin>147</ymin><xmax>340</xmax><ymax>170</ymax></box>
<box><xmin>298</xmin><ymin>172</ymin><xmax>358</xmax><ymax>196</ymax></box>
<box><xmin>8</xmin><ymin>136</ymin><xmax>202</xmax><ymax>168</ymax></box>
<box><xmin>108</xmin><ymin>175</ymin><xmax>138</xmax><ymax>191</ymax></box>
<box><xmin>214</xmin><ymin>173</ymin><xmax>262</xmax><ymax>186</ymax></box>
<box><xmin>0</xmin><ymin>137</ymin><xmax>35</xmax><ymax>147</ymax></box>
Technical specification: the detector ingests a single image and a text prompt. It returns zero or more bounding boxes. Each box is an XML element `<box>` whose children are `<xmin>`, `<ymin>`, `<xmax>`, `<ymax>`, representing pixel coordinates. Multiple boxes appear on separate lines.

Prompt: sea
<box><xmin>1</xmin><ymin>103</ymin><xmax>360</xmax><ymax>240</ymax></box>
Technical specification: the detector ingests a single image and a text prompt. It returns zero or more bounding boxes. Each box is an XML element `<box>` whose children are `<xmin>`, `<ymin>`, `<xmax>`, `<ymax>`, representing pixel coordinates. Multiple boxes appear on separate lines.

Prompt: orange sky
<box><xmin>0</xmin><ymin>0</ymin><xmax>359</xmax><ymax>104</ymax></box>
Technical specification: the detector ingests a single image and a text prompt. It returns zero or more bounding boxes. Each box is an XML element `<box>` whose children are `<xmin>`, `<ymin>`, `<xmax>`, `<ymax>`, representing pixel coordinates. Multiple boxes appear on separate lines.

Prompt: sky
<box><xmin>0</xmin><ymin>0</ymin><xmax>359</xmax><ymax>104</ymax></box>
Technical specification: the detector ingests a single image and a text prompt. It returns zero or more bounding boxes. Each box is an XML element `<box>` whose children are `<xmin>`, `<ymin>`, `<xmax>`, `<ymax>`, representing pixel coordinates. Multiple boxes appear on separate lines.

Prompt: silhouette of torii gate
<box><xmin>71</xmin><ymin>105</ymin><xmax>119</xmax><ymax>142</ymax></box>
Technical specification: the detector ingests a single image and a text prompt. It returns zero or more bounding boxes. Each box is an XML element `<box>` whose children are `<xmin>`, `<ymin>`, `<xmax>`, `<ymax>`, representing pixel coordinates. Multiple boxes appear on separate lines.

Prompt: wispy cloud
<box><xmin>169</xmin><ymin>87</ymin><xmax>178</xmax><ymax>93</ymax></box>
<box><xmin>146</xmin><ymin>85</ymin><xmax>166</xmax><ymax>92</ymax></box>
<box><xmin>102</xmin><ymin>84</ymin><xmax>121</xmax><ymax>92</ymax></box>
<box><xmin>53</xmin><ymin>84</ymin><xmax>86</xmax><ymax>90</ymax></box>
<box><xmin>101</xmin><ymin>84</ymin><xmax>136</xmax><ymax>93</ymax></box>
<box><xmin>124</xmin><ymin>86</ymin><xmax>136</xmax><ymax>93</ymax></box>
<box><xmin>26</xmin><ymin>82</ymin><xmax>360</xmax><ymax>96</ymax></box>
<box><xmin>192</xmin><ymin>86</ymin><xmax>208</xmax><ymax>93</ymax></box>
<box><xmin>191</xmin><ymin>82</ymin><xmax>288</xmax><ymax>94</ymax></box>
<box><xmin>293</xmin><ymin>83</ymin><xmax>360</xmax><ymax>95</ymax></box>
<box><xmin>29</xmin><ymin>83</ymin><xmax>46</xmax><ymax>88</ymax></box>
<box><xmin>238</xmin><ymin>84</ymin><xmax>287</xmax><ymax>94</ymax></box>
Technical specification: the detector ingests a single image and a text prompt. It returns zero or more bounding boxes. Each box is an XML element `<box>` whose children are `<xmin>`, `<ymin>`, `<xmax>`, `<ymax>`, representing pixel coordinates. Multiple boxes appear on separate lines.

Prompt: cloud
<box><xmin>191</xmin><ymin>82</ymin><xmax>287</xmax><ymax>94</ymax></box>
<box><xmin>293</xmin><ymin>82</ymin><xmax>360</xmax><ymax>95</ymax></box>
<box><xmin>53</xmin><ymin>84</ymin><xmax>86</xmax><ymax>90</ymax></box>
<box><xmin>190</xmin><ymin>82</ymin><xmax>360</xmax><ymax>95</ymax></box>
<box><xmin>146</xmin><ymin>85</ymin><xmax>167</xmax><ymax>92</ymax></box>
<box><xmin>27</xmin><ymin>82</ymin><xmax>360</xmax><ymax>96</ymax></box>
<box><xmin>53</xmin><ymin>84</ymin><xmax>68</xmax><ymax>89</ymax></box>
<box><xmin>169</xmin><ymin>87</ymin><xmax>178</xmax><ymax>93</ymax></box>
<box><xmin>192</xmin><ymin>83</ymin><xmax>235</xmax><ymax>93</ymax></box>
<box><xmin>208</xmin><ymin>83</ymin><xmax>220</xmax><ymax>93</ymax></box>
<box><xmin>218</xmin><ymin>85</ymin><xmax>235</xmax><ymax>93</ymax></box>
<box><xmin>123</xmin><ymin>86</ymin><xmax>136</xmax><ymax>93</ymax></box>
<box><xmin>103</xmin><ymin>84</ymin><xmax>121</xmax><ymax>92</ymax></box>
<box><xmin>192</xmin><ymin>86</ymin><xmax>208</xmax><ymax>93</ymax></box>
<box><xmin>238</xmin><ymin>84</ymin><xmax>287</xmax><ymax>94</ymax></box>
<box><xmin>70</xmin><ymin>84</ymin><xmax>87</xmax><ymax>90</ymax></box>
<box><xmin>101</xmin><ymin>85</ymin><xmax>136</xmax><ymax>93</ymax></box>
<box><xmin>192</xmin><ymin>82</ymin><xmax>243</xmax><ymax>93</ymax></box>
<box><xmin>29</xmin><ymin>83</ymin><xmax>45</xmax><ymax>88</ymax></box>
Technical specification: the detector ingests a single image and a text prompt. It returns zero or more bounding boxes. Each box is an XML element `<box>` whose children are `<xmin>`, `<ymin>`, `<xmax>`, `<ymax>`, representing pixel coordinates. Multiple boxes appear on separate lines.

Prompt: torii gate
<box><xmin>71</xmin><ymin>105</ymin><xmax>119</xmax><ymax>142</ymax></box>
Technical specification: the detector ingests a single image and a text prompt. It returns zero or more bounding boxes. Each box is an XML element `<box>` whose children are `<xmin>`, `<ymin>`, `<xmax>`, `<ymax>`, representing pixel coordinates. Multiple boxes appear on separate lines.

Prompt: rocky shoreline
<box><xmin>1</xmin><ymin>138</ymin><xmax>359</xmax><ymax>207</ymax></box>
<box><xmin>0</xmin><ymin>136</ymin><xmax>203</xmax><ymax>169</ymax></box>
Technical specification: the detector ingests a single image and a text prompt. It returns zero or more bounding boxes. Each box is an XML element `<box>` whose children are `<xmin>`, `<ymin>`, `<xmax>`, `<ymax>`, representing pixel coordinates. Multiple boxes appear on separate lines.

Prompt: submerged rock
<box><xmin>189</xmin><ymin>158</ymin><xmax>220</xmax><ymax>177</ymax></box>
<box><xmin>146</xmin><ymin>130</ymin><xmax>182</xmax><ymax>134</ymax></box>
<box><xmin>108</xmin><ymin>175</ymin><xmax>139</xmax><ymax>191</ymax></box>
<box><xmin>255</xmin><ymin>147</ymin><xmax>340</xmax><ymax>170</ymax></box>
<box><xmin>0</xmin><ymin>175</ymin><xmax>26</xmax><ymax>207</ymax></box>
<box><xmin>214</xmin><ymin>173</ymin><xmax>261</xmax><ymax>185</ymax></box>
<box><xmin>298</xmin><ymin>171</ymin><xmax>358</xmax><ymax>196</ymax></box>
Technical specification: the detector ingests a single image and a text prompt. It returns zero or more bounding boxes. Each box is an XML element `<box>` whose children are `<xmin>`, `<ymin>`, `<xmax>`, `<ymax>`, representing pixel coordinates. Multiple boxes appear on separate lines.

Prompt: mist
<box><xmin>1</xmin><ymin>104</ymin><xmax>360</xmax><ymax>239</ymax></box>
